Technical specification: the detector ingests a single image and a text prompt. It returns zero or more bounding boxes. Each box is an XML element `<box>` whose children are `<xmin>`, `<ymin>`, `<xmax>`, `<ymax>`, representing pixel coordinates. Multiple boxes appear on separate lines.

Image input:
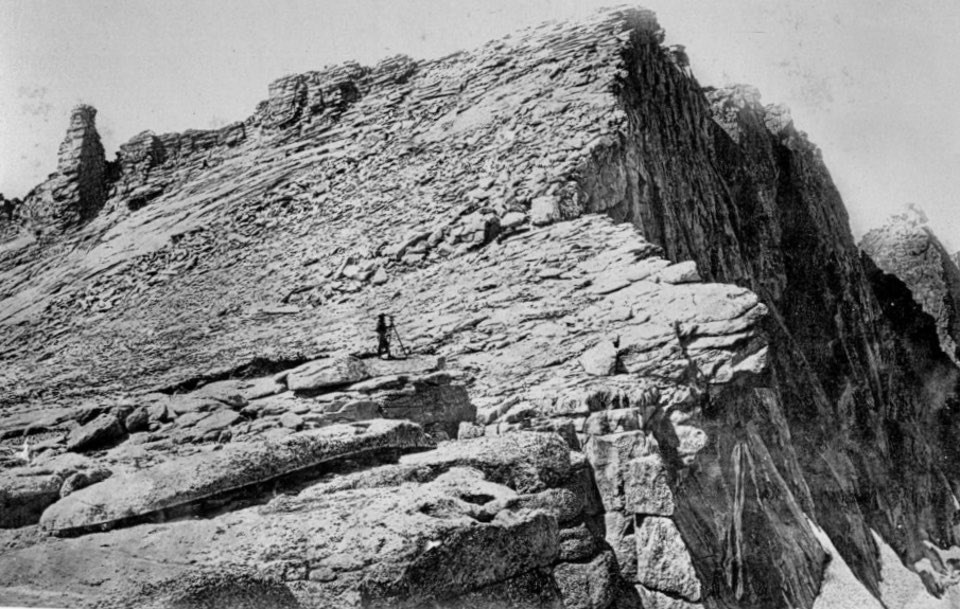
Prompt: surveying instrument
<box><xmin>386</xmin><ymin>315</ymin><xmax>410</xmax><ymax>358</ymax></box>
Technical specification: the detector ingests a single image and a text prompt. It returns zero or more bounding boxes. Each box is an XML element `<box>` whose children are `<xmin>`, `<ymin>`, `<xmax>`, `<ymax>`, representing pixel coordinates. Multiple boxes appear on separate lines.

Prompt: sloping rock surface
<box><xmin>1</xmin><ymin>5</ymin><xmax>959</xmax><ymax>609</ymax></box>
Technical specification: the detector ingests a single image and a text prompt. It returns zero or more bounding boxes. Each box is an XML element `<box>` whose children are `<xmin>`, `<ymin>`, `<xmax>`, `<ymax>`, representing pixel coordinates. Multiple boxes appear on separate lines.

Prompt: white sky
<box><xmin>2</xmin><ymin>0</ymin><xmax>959</xmax><ymax>247</ymax></box>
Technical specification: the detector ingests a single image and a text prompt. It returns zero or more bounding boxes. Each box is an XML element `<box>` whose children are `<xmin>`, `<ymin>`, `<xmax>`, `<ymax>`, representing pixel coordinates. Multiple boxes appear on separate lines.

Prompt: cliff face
<box><xmin>1</xmin><ymin>7</ymin><xmax>959</xmax><ymax>609</ymax></box>
<box><xmin>581</xmin><ymin>28</ymin><xmax>960</xmax><ymax>602</ymax></box>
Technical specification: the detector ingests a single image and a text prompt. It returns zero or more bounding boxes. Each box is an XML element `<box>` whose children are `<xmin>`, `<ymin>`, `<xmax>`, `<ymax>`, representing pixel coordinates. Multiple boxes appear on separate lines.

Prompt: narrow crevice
<box><xmin>458</xmin><ymin>493</ymin><xmax>496</xmax><ymax>506</ymax></box>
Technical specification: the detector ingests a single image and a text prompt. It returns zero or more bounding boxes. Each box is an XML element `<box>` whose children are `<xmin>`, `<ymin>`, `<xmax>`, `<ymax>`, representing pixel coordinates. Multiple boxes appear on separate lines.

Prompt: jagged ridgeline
<box><xmin>1</xmin><ymin>6</ymin><xmax>959</xmax><ymax>609</ymax></box>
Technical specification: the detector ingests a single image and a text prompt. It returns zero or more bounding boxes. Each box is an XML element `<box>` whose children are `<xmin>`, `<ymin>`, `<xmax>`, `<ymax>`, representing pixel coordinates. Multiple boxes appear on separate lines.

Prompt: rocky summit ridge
<box><xmin>2</xmin><ymin>6</ymin><xmax>960</xmax><ymax>609</ymax></box>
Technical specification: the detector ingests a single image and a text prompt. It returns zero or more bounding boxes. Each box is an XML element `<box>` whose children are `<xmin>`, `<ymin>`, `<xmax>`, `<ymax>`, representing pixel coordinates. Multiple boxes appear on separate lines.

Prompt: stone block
<box><xmin>624</xmin><ymin>454</ymin><xmax>674</xmax><ymax>516</ymax></box>
<box><xmin>634</xmin><ymin>516</ymin><xmax>701</xmax><ymax>601</ymax></box>
<box><xmin>583</xmin><ymin>431</ymin><xmax>653</xmax><ymax>511</ymax></box>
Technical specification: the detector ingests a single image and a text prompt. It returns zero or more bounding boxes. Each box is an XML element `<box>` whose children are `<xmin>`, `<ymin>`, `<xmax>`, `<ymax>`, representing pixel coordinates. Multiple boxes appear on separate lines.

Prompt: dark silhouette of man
<box><xmin>377</xmin><ymin>313</ymin><xmax>391</xmax><ymax>358</ymax></box>
<box><xmin>1</xmin><ymin>197</ymin><xmax>14</xmax><ymax>222</ymax></box>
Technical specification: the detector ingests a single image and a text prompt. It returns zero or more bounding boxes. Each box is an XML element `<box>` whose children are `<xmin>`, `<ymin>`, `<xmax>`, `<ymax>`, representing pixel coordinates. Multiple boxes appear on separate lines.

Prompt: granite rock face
<box><xmin>2</xmin><ymin>436</ymin><xmax>618</xmax><ymax>609</ymax></box>
<box><xmin>1</xmin><ymin>5</ymin><xmax>959</xmax><ymax>609</ymax></box>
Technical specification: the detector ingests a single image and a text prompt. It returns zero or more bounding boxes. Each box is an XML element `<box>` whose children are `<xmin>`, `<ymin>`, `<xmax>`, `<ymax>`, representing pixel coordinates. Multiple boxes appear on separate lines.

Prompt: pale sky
<box><xmin>2</xmin><ymin>1</ymin><xmax>959</xmax><ymax>247</ymax></box>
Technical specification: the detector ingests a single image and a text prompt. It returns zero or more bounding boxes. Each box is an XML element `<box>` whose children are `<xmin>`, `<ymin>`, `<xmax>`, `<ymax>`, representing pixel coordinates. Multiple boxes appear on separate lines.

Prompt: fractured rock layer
<box><xmin>19</xmin><ymin>105</ymin><xmax>108</xmax><ymax>234</ymax></box>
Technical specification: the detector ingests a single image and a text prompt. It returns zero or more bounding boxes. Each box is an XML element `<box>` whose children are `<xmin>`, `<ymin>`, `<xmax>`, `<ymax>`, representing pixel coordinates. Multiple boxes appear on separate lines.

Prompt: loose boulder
<box><xmin>531</xmin><ymin>195</ymin><xmax>561</xmax><ymax>226</ymax></box>
<box><xmin>66</xmin><ymin>413</ymin><xmax>124</xmax><ymax>452</ymax></box>
<box><xmin>58</xmin><ymin>467</ymin><xmax>113</xmax><ymax>498</ymax></box>
<box><xmin>124</xmin><ymin>407</ymin><xmax>150</xmax><ymax>433</ymax></box>
<box><xmin>579</xmin><ymin>341</ymin><xmax>619</xmax><ymax>376</ymax></box>
<box><xmin>0</xmin><ymin>469</ymin><xmax>63</xmax><ymax>528</ymax></box>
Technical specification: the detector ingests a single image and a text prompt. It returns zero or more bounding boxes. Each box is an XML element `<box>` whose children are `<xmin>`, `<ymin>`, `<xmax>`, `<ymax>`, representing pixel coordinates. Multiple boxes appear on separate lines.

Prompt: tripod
<box><xmin>388</xmin><ymin>317</ymin><xmax>410</xmax><ymax>358</ymax></box>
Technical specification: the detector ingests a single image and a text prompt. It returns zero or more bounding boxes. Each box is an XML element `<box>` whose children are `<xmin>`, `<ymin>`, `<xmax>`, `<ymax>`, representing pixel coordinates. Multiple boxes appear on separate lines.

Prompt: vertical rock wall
<box><xmin>565</xmin><ymin>22</ymin><xmax>960</xmax><ymax>605</ymax></box>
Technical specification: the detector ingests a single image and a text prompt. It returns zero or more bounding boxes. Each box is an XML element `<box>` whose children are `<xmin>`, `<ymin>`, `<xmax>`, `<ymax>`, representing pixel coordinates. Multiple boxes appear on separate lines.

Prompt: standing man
<box><xmin>377</xmin><ymin>313</ymin><xmax>391</xmax><ymax>359</ymax></box>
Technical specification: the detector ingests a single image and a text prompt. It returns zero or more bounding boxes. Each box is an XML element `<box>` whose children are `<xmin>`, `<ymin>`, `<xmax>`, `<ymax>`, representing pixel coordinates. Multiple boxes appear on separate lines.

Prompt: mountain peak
<box><xmin>1</xmin><ymin>7</ymin><xmax>959</xmax><ymax>608</ymax></box>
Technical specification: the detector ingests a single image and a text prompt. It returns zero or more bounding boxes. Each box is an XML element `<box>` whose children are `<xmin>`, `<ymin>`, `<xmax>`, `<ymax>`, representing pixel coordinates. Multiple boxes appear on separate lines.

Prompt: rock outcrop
<box><xmin>0</xmin><ymin>194</ymin><xmax>22</xmax><ymax>239</ymax></box>
<box><xmin>860</xmin><ymin>205</ymin><xmax>960</xmax><ymax>363</ymax></box>
<box><xmin>113</xmin><ymin>122</ymin><xmax>247</xmax><ymax>211</ymax></box>
<box><xmin>18</xmin><ymin>105</ymin><xmax>108</xmax><ymax>234</ymax></box>
<box><xmin>40</xmin><ymin>419</ymin><xmax>433</xmax><ymax>535</ymax></box>
<box><xmin>2</xmin><ymin>6</ymin><xmax>960</xmax><ymax>609</ymax></box>
<box><xmin>1</xmin><ymin>433</ymin><xmax>621</xmax><ymax>608</ymax></box>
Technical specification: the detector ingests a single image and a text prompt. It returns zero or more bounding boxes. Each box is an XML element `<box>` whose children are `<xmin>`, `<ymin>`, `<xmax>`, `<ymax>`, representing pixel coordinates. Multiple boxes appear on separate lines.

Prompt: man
<box><xmin>377</xmin><ymin>313</ymin><xmax>391</xmax><ymax>359</ymax></box>
<box><xmin>18</xmin><ymin>437</ymin><xmax>32</xmax><ymax>465</ymax></box>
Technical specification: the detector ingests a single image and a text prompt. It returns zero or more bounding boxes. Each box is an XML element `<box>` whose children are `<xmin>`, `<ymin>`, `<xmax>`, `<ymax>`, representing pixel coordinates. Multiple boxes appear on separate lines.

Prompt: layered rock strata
<box><xmin>17</xmin><ymin>105</ymin><xmax>108</xmax><ymax>234</ymax></box>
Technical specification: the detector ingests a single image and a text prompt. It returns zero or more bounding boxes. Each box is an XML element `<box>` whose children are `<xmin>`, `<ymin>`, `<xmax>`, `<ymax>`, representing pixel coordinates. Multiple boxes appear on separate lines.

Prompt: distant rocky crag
<box><xmin>2</xmin><ymin>6</ymin><xmax>960</xmax><ymax>609</ymax></box>
<box><xmin>861</xmin><ymin>205</ymin><xmax>960</xmax><ymax>364</ymax></box>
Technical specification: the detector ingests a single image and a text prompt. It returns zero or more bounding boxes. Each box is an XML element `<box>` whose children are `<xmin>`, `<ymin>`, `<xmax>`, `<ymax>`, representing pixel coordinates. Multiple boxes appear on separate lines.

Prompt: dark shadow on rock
<box><xmin>100</xmin><ymin>568</ymin><xmax>302</xmax><ymax>609</ymax></box>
